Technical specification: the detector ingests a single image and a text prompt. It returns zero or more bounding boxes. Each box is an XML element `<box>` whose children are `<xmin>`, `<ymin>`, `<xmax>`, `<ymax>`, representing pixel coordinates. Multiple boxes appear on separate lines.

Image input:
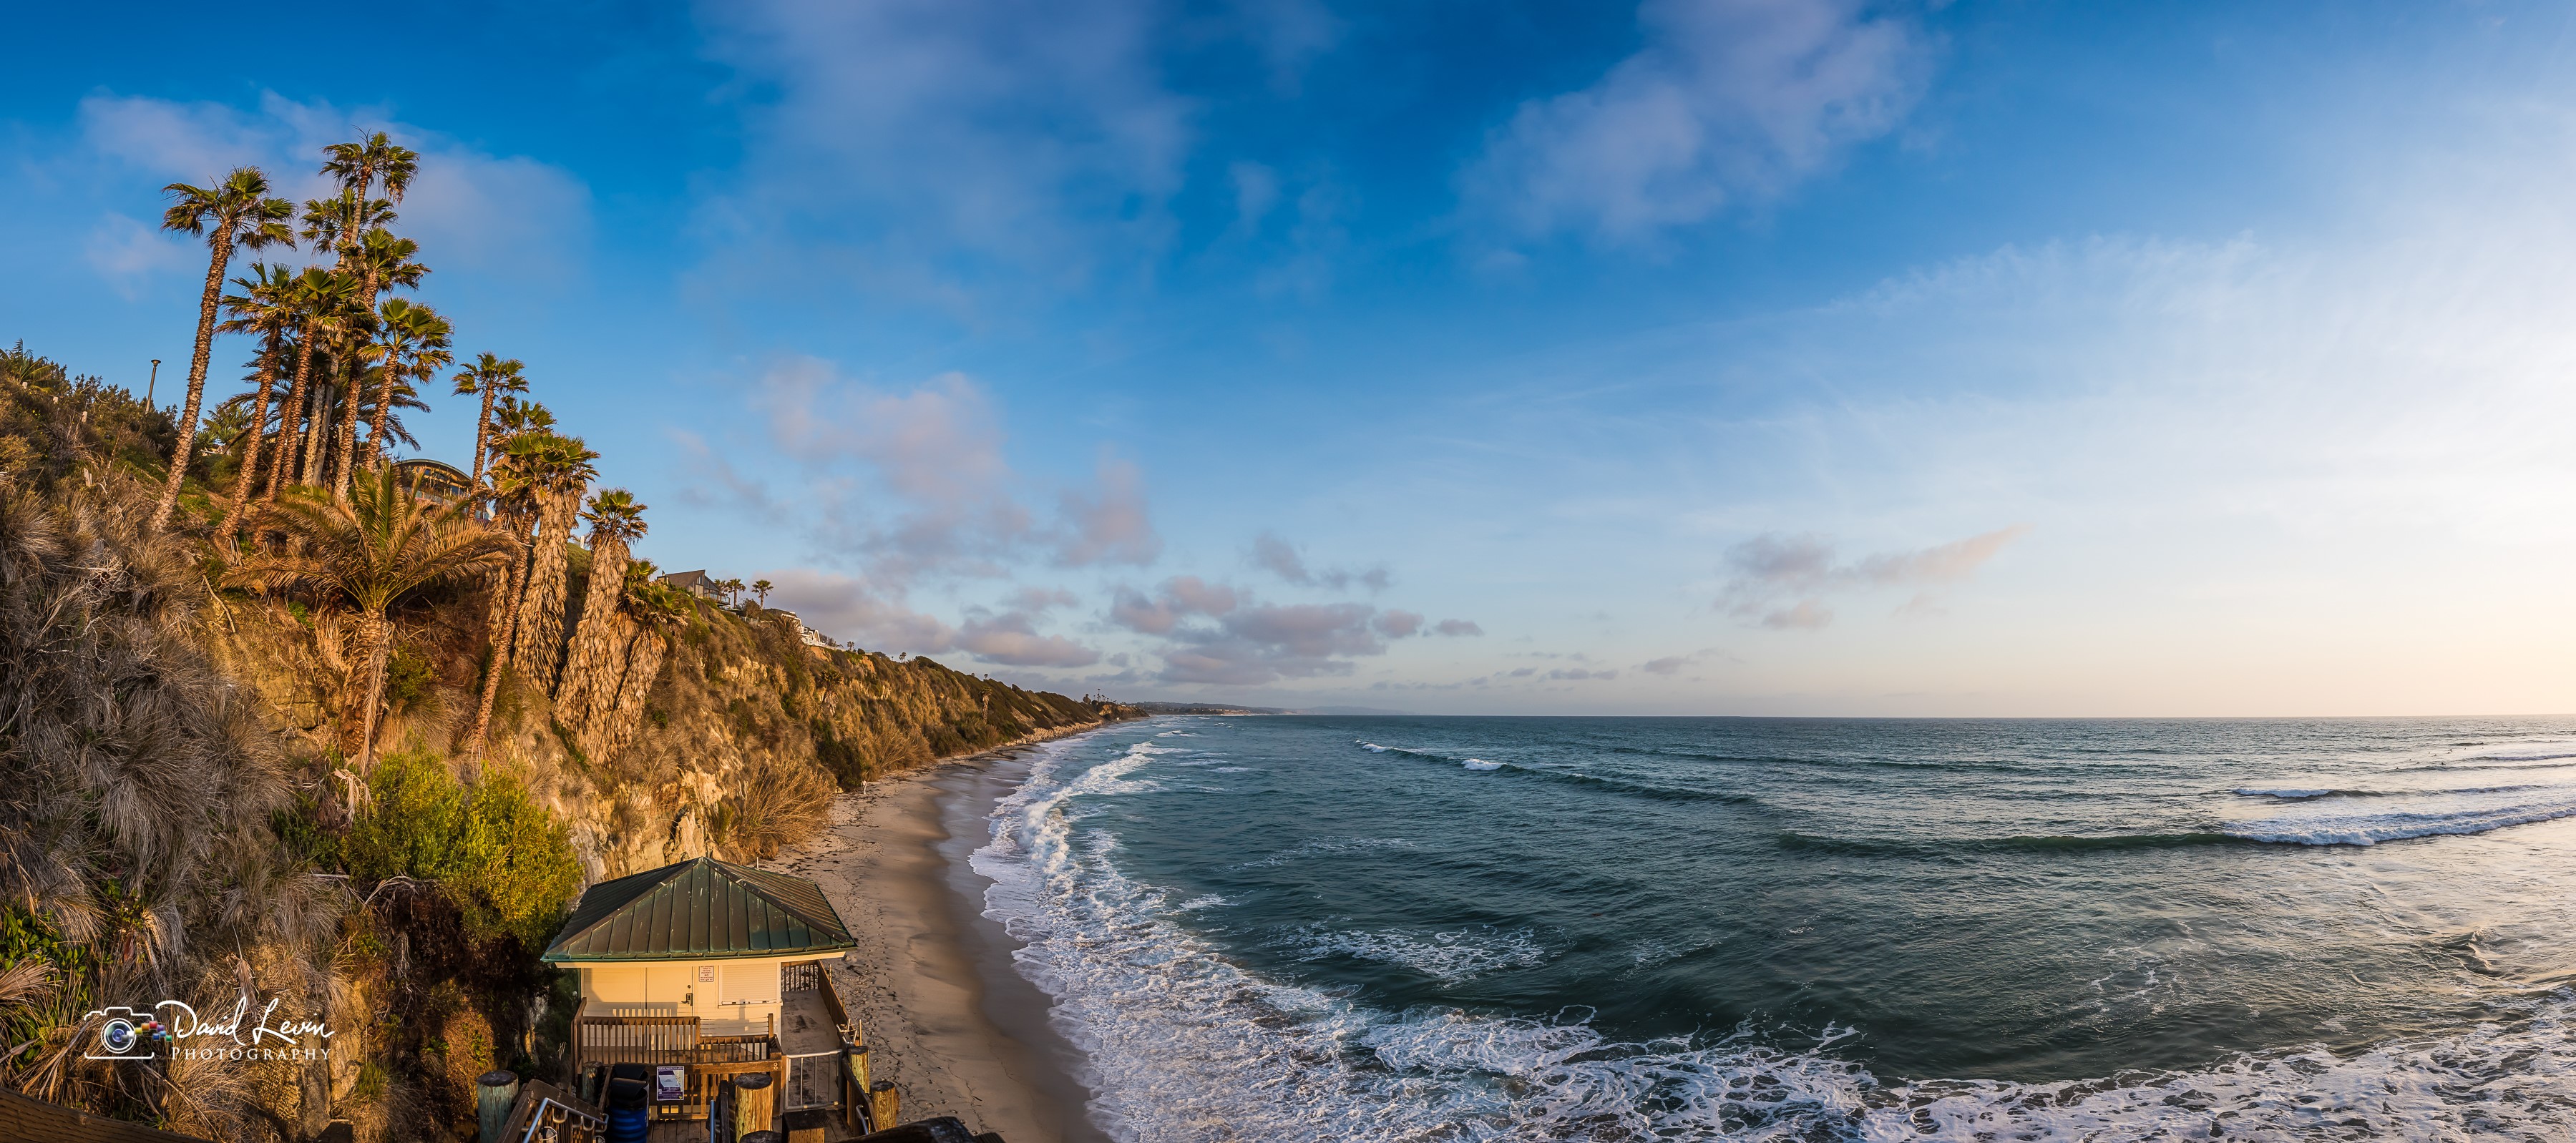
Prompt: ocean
<box><xmin>970</xmin><ymin>715</ymin><xmax>2576</xmax><ymax>1140</ymax></box>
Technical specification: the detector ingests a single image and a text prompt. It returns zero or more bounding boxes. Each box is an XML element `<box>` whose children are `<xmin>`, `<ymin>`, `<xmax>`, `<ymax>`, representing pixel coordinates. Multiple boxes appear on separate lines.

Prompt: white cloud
<box><xmin>1372</xmin><ymin>609</ymin><xmax>1424</xmax><ymax>638</ymax></box>
<box><xmin>1463</xmin><ymin>0</ymin><xmax>1928</xmax><ymax>245</ymax></box>
<box><xmin>763</xmin><ymin>568</ymin><xmax>957</xmax><ymax>652</ymax></box>
<box><xmin>1056</xmin><ymin>453</ymin><xmax>1163</xmax><ymax>566</ymax></box>
<box><xmin>1249</xmin><ymin>530</ymin><xmax>1389</xmax><ymax>592</ymax></box>
<box><xmin>696</xmin><ymin>0</ymin><xmax>1192</xmax><ymax>295</ymax></box>
<box><xmin>738</xmin><ymin>359</ymin><xmax>1158</xmax><ymax>584</ymax></box>
<box><xmin>957</xmin><ymin>611</ymin><xmax>1102</xmax><ymax>667</ymax></box>
<box><xmin>69</xmin><ymin>92</ymin><xmax>592</xmax><ymax>285</ymax></box>
<box><xmin>1111</xmin><ymin>575</ymin><xmax>1240</xmax><ymax>636</ymax></box>
<box><xmin>1718</xmin><ymin>526</ymin><xmax>2028</xmax><ymax>629</ymax></box>
<box><xmin>84</xmin><ymin>212</ymin><xmax>194</xmax><ymax>297</ymax></box>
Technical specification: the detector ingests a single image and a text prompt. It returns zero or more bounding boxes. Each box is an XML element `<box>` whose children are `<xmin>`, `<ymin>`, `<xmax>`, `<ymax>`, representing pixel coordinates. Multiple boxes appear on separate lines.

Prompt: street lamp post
<box><xmin>145</xmin><ymin>359</ymin><xmax>161</xmax><ymax>406</ymax></box>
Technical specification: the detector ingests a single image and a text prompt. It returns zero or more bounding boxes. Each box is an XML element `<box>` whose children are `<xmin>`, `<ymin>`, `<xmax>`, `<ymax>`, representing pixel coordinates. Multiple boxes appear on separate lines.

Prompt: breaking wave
<box><xmin>1279</xmin><ymin>924</ymin><xmax>1549</xmax><ymax>983</ymax></box>
<box><xmin>2223</xmin><ymin>789</ymin><xmax>2576</xmax><ymax>846</ymax></box>
<box><xmin>1357</xmin><ymin>740</ymin><xmax>1755</xmax><ymax>804</ymax></box>
<box><xmin>978</xmin><ymin>732</ymin><xmax>2576</xmax><ymax>1142</ymax></box>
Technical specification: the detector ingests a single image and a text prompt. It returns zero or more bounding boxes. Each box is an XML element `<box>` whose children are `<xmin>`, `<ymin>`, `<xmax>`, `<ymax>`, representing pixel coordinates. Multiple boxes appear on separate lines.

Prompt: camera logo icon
<box><xmin>83</xmin><ymin>1008</ymin><xmax>169</xmax><ymax>1061</ymax></box>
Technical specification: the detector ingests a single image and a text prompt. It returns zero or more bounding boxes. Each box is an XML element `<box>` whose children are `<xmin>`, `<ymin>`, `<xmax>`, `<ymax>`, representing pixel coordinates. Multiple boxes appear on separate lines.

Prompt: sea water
<box><xmin>970</xmin><ymin>717</ymin><xmax>2576</xmax><ymax>1140</ymax></box>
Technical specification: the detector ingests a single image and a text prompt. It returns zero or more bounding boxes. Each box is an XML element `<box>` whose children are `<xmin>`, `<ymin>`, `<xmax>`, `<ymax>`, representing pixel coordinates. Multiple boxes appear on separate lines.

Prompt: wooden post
<box><xmin>843</xmin><ymin>1043</ymin><xmax>869</xmax><ymax>1132</ymax></box>
<box><xmin>867</xmin><ymin>1079</ymin><xmax>898</xmax><ymax>1129</ymax></box>
<box><xmin>733</xmin><ymin>1070</ymin><xmax>775</xmax><ymax>1138</ymax></box>
<box><xmin>474</xmin><ymin>1071</ymin><xmax>519</xmax><ymax>1143</ymax></box>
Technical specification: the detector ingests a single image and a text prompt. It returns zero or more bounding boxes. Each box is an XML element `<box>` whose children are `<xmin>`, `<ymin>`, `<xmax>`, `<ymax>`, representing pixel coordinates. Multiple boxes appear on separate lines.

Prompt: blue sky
<box><xmin>10</xmin><ymin>1</ymin><xmax>2576</xmax><ymax>715</ymax></box>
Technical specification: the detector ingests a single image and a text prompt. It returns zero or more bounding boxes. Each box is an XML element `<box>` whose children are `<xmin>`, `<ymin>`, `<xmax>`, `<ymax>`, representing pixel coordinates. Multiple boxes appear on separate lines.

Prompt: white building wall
<box><xmin>572</xmin><ymin>956</ymin><xmax>786</xmax><ymax>1037</ymax></box>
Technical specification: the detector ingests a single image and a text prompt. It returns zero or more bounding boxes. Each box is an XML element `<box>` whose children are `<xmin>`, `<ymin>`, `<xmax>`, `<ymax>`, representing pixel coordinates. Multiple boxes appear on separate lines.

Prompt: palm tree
<box><xmin>575</xmin><ymin>558</ymin><xmax>693</xmax><ymax>762</ymax></box>
<box><xmin>467</xmin><ymin>398</ymin><xmax>557</xmax><ymax>658</ymax></box>
<box><xmin>320</xmin><ymin>134</ymin><xmax>418</xmax><ymax>237</ymax></box>
<box><xmin>155</xmin><ymin>168</ymin><xmax>293</xmax><ymax>531</ymax></box>
<box><xmin>226</xmin><ymin>469</ymin><xmax>515</xmax><ymax>770</ymax></box>
<box><xmin>270</xmin><ymin>268</ymin><xmax>358</xmax><ymax>498</ymax></box>
<box><xmin>556</xmin><ymin>489</ymin><xmax>648</xmax><ymax>715</ymax></box>
<box><xmin>309</xmin><ymin>288</ymin><xmax>377</xmax><ymax>495</ymax></box>
<box><xmin>216</xmin><ymin>263</ymin><xmax>297</xmax><ymax>525</ymax></box>
<box><xmin>752</xmin><ymin>579</ymin><xmax>772</xmax><ymax>607</ymax></box>
<box><xmin>508</xmin><ymin>434</ymin><xmax>600</xmax><ymax>693</ymax></box>
<box><xmin>460</xmin><ymin>432</ymin><xmax>594</xmax><ymax>763</ymax></box>
<box><xmin>450</xmin><ymin>354</ymin><xmax>527</xmax><ymax>495</ymax></box>
<box><xmin>332</xmin><ymin>232</ymin><xmax>426</xmax><ymax>499</ymax></box>
<box><xmin>353</xmin><ymin>364</ymin><xmax>433</xmax><ymax>456</ymax></box>
<box><xmin>298</xmin><ymin>190</ymin><xmax>394</xmax><ymax>260</ymax></box>
<box><xmin>319</xmin><ymin>136</ymin><xmax>420</xmax><ymax>355</ymax></box>
<box><xmin>368</xmin><ymin>298</ymin><xmax>451</xmax><ymax>463</ymax></box>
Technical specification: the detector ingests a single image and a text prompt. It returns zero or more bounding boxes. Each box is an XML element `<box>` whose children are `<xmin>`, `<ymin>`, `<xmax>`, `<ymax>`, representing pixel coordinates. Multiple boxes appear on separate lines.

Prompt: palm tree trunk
<box><xmin>331</xmin><ymin>360</ymin><xmax>362</xmax><ymax>499</ymax></box>
<box><xmin>557</xmin><ymin>536</ymin><xmax>629</xmax><ymax>713</ymax></box>
<box><xmin>511</xmin><ymin>489</ymin><xmax>582</xmax><ymax>693</ymax></box>
<box><xmin>353</xmin><ymin>609</ymin><xmax>390</xmax><ymax>772</ymax></box>
<box><xmin>300</xmin><ymin>380</ymin><xmax>330</xmax><ymax>487</ymax></box>
<box><xmin>469</xmin><ymin>384</ymin><xmax>496</xmax><ymax>496</ymax></box>
<box><xmin>226</xmin><ymin>345</ymin><xmax>280</xmax><ymax>527</ymax></box>
<box><xmin>271</xmin><ymin>333</ymin><xmax>313</xmax><ymax>500</ymax></box>
<box><xmin>463</xmin><ymin>551</ymin><xmax>527</xmax><ymax>767</ymax></box>
<box><xmin>369</xmin><ymin>358</ymin><xmax>398</xmax><ymax>465</ymax></box>
<box><xmin>152</xmin><ymin>230</ymin><xmax>235</xmax><ymax>531</ymax></box>
<box><xmin>353</xmin><ymin>265</ymin><xmax>384</xmax><ymax>474</ymax></box>
<box><xmin>593</xmin><ymin>625</ymin><xmax>670</xmax><ymax>762</ymax></box>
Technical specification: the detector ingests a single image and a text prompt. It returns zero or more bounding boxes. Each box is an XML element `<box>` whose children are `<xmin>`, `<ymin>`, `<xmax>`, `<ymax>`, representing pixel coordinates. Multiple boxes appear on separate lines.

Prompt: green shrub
<box><xmin>272</xmin><ymin>789</ymin><xmax>341</xmax><ymax>870</ymax></box>
<box><xmin>384</xmin><ymin>646</ymin><xmax>437</xmax><ymax>714</ymax></box>
<box><xmin>346</xmin><ymin>752</ymin><xmax>584</xmax><ymax>948</ymax></box>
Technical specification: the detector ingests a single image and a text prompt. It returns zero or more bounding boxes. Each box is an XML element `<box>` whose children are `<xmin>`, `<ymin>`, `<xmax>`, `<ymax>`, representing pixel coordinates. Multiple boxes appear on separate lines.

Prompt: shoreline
<box><xmin>778</xmin><ymin>729</ymin><xmax>1118</xmax><ymax>1143</ymax></box>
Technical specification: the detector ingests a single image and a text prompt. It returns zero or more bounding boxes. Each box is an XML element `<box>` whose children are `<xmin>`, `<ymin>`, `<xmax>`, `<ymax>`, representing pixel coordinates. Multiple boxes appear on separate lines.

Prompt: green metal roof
<box><xmin>541</xmin><ymin>856</ymin><xmax>858</xmax><ymax>962</ymax></box>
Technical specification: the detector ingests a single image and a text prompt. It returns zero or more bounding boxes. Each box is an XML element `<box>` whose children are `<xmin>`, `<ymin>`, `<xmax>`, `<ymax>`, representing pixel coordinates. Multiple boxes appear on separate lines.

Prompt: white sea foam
<box><xmin>1230</xmin><ymin>837</ymin><xmax>1418</xmax><ymax>870</ymax></box>
<box><xmin>1282</xmin><ymin>925</ymin><xmax>1548</xmax><ymax>983</ymax></box>
<box><xmin>980</xmin><ymin>730</ymin><xmax>2576</xmax><ymax>1142</ymax></box>
<box><xmin>1463</xmin><ymin>758</ymin><xmax>1504</xmax><ymax>771</ymax></box>
<box><xmin>2226</xmin><ymin>786</ymin><xmax>2576</xmax><ymax>845</ymax></box>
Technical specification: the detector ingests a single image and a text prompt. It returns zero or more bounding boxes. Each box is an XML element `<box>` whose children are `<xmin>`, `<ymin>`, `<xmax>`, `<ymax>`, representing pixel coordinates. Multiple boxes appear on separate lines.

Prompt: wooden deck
<box><xmin>572</xmin><ymin>958</ymin><xmax>878</xmax><ymax>1142</ymax></box>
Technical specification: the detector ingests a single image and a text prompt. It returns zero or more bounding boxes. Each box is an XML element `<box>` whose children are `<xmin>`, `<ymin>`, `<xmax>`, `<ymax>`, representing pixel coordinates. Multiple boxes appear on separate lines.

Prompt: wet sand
<box><xmin>778</xmin><ymin>738</ymin><xmax>1111</xmax><ymax>1143</ymax></box>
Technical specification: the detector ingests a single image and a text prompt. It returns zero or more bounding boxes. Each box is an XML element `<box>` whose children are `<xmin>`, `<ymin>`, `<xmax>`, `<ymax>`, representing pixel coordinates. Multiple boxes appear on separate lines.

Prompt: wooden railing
<box><xmin>570</xmin><ymin>1015</ymin><xmax>782</xmax><ymax>1122</ymax></box>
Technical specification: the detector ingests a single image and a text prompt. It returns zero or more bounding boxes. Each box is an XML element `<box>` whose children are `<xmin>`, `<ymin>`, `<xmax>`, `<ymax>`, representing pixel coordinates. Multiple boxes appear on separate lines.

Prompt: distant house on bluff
<box><xmin>391</xmin><ymin>457</ymin><xmax>472</xmax><ymax>502</ymax></box>
<box><xmin>766</xmin><ymin>609</ymin><xmax>832</xmax><ymax>648</ymax></box>
<box><xmin>657</xmin><ymin>569</ymin><xmax>719</xmax><ymax>600</ymax></box>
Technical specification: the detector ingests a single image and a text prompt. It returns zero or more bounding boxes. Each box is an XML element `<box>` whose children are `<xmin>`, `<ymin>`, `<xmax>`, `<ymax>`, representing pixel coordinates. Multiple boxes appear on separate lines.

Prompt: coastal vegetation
<box><xmin>0</xmin><ymin>136</ymin><xmax>1134</xmax><ymax>1141</ymax></box>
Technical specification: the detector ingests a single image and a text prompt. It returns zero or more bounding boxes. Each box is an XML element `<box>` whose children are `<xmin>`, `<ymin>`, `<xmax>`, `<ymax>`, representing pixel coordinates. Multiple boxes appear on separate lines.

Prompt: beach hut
<box><xmin>544</xmin><ymin>856</ymin><xmax>857</xmax><ymax>1035</ymax></box>
<box><xmin>543</xmin><ymin>857</ymin><xmax>869</xmax><ymax>1126</ymax></box>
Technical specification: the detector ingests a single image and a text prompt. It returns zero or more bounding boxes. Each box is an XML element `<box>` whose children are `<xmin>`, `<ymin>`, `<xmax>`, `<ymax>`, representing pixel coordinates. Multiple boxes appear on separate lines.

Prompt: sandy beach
<box><xmin>777</xmin><ymin>734</ymin><xmax>1111</xmax><ymax>1143</ymax></box>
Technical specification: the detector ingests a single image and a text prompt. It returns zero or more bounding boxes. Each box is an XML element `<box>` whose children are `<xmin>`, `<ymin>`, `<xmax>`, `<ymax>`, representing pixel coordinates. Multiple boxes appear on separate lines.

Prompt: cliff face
<box><xmin>213</xmin><ymin>568</ymin><xmax>1128</xmax><ymax>882</ymax></box>
<box><xmin>1</xmin><ymin>346</ymin><xmax>1136</xmax><ymax>1139</ymax></box>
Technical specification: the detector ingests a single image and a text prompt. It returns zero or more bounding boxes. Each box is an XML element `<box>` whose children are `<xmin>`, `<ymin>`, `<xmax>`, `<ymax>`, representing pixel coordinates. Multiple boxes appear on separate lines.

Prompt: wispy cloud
<box><xmin>695</xmin><ymin>0</ymin><xmax>1193</xmax><ymax>305</ymax></box>
<box><xmin>1463</xmin><ymin>0</ymin><xmax>1928</xmax><ymax>246</ymax></box>
<box><xmin>1249</xmin><ymin>530</ymin><xmax>1389</xmax><ymax>592</ymax></box>
<box><xmin>71</xmin><ymin>92</ymin><xmax>592</xmax><ymax>283</ymax></box>
<box><xmin>957</xmin><ymin>610</ymin><xmax>1103</xmax><ymax>667</ymax></box>
<box><xmin>762</xmin><ymin>568</ymin><xmax>959</xmax><ymax>652</ymax></box>
<box><xmin>1719</xmin><ymin>526</ymin><xmax>2029</xmax><ymax>629</ymax></box>
<box><xmin>728</xmin><ymin>357</ymin><xmax>1163</xmax><ymax>585</ymax></box>
<box><xmin>1106</xmin><ymin>574</ymin><xmax>1458</xmax><ymax>686</ymax></box>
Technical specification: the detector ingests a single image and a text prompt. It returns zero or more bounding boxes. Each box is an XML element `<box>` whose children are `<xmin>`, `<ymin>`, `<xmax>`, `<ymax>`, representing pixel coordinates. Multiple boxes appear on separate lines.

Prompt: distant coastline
<box><xmin>1127</xmin><ymin>701</ymin><xmax>1411</xmax><ymax>716</ymax></box>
